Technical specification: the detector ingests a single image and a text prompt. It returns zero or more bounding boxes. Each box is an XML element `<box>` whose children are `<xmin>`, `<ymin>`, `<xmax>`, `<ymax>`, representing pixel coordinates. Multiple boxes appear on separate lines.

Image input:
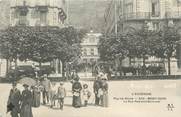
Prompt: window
<box><xmin>31</xmin><ymin>9</ymin><xmax>38</xmax><ymax>19</ymax></box>
<box><xmin>125</xmin><ymin>3</ymin><xmax>133</xmax><ymax>18</ymax></box>
<box><xmin>83</xmin><ymin>48</ymin><xmax>87</xmax><ymax>56</ymax></box>
<box><xmin>90</xmin><ymin>58</ymin><xmax>95</xmax><ymax>63</ymax></box>
<box><xmin>19</xmin><ymin>15</ymin><xmax>27</xmax><ymax>25</ymax></box>
<box><xmin>151</xmin><ymin>1</ymin><xmax>160</xmax><ymax>17</ymax></box>
<box><xmin>83</xmin><ymin>59</ymin><xmax>87</xmax><ymax>63</ymax></box>
<box><xmin>90</xmin><ymin>48</ymin><xmax>94</xmax><ymax>55</ymax></box>
<box><xmin>40</xmin><ymin>12</ymin><xmax>47</xmax><ymax>25</ymax></box>
<box><xmin>89</xmin><ymin>37</ymin><xmax>95</xmax><ymax>43</ymax></box>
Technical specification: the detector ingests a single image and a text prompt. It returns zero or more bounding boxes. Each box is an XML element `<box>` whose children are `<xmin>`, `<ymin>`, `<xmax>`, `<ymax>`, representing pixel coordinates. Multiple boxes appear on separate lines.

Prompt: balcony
<box><xmin>15</xmin><ymin>6</ymin><xmax>29</xmax><ymax>16</ymax></box>
<box><xmin>16</xmin><ymin>19</ymin><xmax>29</xmax><ymax>26</ymax></box>
<box><xmin>165</xmin><ymin>11</ymin><xmax>181</xmax><ymax>19</ymax></box>
<box><xmin>35</xmin><ymin>5</ymin><xmax>48</xmax><ymax>12</ymax></box>
<box><xmin>122</xmin><ymin>12</ymin><xmax>160</xmax><ymax>21</ymax></box>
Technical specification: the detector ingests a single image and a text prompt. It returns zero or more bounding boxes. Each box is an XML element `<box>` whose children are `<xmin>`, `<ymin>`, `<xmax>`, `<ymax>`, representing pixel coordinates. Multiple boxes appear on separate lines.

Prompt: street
<box><xmin>0</xmin><ymin>80</ymin><xmax>181</xmax><ymax>117</ymax></box>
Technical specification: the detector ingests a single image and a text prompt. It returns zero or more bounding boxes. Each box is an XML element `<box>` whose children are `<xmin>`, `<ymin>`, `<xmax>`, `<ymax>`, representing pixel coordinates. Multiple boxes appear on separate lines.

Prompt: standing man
<box><xmin>93</xmin><ymin>76</ymin><xmax>102</xmax><ymax>106</ymax></box>
<box><xmin>41</xmin><ymin>76</ymin><xmax>51</xmax><ymax>105</ymax></box>
<box><xmin>7</xmin><ymin>82</ymin><xmax>21</xmax><ymax>117</ymax></box>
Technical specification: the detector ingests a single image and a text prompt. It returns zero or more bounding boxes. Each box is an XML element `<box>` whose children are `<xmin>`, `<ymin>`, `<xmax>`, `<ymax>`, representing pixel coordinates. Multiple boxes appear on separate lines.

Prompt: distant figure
<box><xmin>32</xmin><ymin>85</ymin><xmax>41</xmax><ymax>107</ymax></box>
<box><xmin>50</xmin><ymin>82</ymin><xmax>57</xmax><ymax>108</ymax></box>
<box><xmin>72</xmin><ymin>77</ymin><xmax>82</xmax><ymax>108</ymax></box>
<box><xmin>82</xmin><ymin>84</ymin><xmax>91</xmax><ymax>106</ymax></box>
<box><xmin>7</xmin><ymin>82</ymin><xmax>21</xmax><ymax>117</ymax></box>
<box><xmin>93</xmin><ymin>76</ymin><xmax>102</xmax><ymax>106</ymax></box>
<box><xmin>20</xmin><ymin>84</ymin><xmax>33</xmax><ymax>117</ymax></box>
<box><xmin>100</xmin><ymin>78</ymin><xmax>108</xmax><ymax>107</ymax></box>
<box><xmin>41</xmin><ymin>76</ymin><xmax>51</xmax><ymax>104</ymax></box>
<box><xmin>57</xmin><ymin>82</ymin><xmax>66</xmax><ymax>110</ymax></box>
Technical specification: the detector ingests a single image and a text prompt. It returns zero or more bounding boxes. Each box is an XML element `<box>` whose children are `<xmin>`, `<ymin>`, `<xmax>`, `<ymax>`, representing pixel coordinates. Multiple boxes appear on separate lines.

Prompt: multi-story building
<box><xmin>8</xmin><ymin>0</ymin><xmax>67</xmax><ymax>76</ymax></box>
<box><xmin>104</xmin><ymin>0</ymin><xmax>181</xmax><ymax>75</ymax></box>
<box><xmin>78</xmin><ymin>31</ymin><xmax>101</xmax><ymax>78</ymax></box>
<box><xmin>0</xmin><ymin>0</ymin><xmax>10</xmax><ymax>30</ymax></box>
<box><xmin>10</xmin><ymin>0</ymin><xmax>66</xmax><ymax>27</ymax></box>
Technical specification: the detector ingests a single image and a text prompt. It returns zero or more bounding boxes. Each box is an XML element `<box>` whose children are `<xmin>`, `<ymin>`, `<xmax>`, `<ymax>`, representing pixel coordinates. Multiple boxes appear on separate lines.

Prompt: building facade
<box><xmin>104</xmin><ymin>0</ymin><xmax>181</xmax><ymax>75</ymax></box>
<box><xmin>8</xmin><ymin>0</ymin><xmax>67</xmax><ymax>76</ymax></box>
<box><xmin>10</xmin><ymin>0</ymin><xmax>66</xmax><ymax>27</ymax></box>
<box><xmin>78</xmin><ymin>31</ymin><xmax>101</xmax><ymax>78</ymax></box>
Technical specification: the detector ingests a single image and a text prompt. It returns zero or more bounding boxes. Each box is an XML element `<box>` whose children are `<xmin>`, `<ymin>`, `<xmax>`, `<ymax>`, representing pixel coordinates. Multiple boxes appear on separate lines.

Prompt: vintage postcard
<box><xmin>0</xmin><ymin>0</ymin><xmax>181</xmax><ymax>117</ymax></box>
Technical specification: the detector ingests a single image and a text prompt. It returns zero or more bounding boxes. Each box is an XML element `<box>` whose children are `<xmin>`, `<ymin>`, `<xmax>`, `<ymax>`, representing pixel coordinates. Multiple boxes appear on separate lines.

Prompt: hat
<box><xmin>60</xmin><ymin>82</ymin><xmax>64</xmax><ymax>85</ymax></box>
<box><xmin>83</xmin><ymin>84</ymin><xmax>88</xmax><ymax>88</ymax></box>
<box><xmin>12</xmin><ymin>82</ymin><xmax>17</xmax><ymax>86</ymax></box>
<box><xmin>23</xmin><ymin>84</ymin><xmax>29</xmax><ymax>87</ymax></box>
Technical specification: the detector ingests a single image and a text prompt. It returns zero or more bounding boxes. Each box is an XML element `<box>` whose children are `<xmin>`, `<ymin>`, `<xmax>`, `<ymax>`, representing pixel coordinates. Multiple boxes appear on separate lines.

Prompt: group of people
<box><xmin>71</xmin><ymin>72</ymin><xmax>109</xmax><ymax>108</ymax></box>
<box><xmin>7</xmin><ymin>82</ymin><xmax>33</xmax><ymax>117</ymax></box>
<box><xmin>7</xmin><ymin>72</ymin><xmax>109</xmax><ymax>117</ymax></box>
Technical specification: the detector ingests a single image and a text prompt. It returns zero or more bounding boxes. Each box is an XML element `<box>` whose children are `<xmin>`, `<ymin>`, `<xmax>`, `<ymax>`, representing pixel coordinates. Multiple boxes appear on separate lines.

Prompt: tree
<box><xmin>54</xmin><ymin>26</ymin><xmax>86</xmax><ymax>77</ymax></box>
<box><xmin>0</xmin><ymin>26</ymin><xmax>86</xmax><ymax>78</ymax></box>
<box><xmin>155</xmin><ymin>26</ymin><xmax>180</xmax><ymax>75</ymax></box>
<box><xmin>0</xmin><ymin>26</ymin><xmax>35</xmax><ymax>75</ymax></box>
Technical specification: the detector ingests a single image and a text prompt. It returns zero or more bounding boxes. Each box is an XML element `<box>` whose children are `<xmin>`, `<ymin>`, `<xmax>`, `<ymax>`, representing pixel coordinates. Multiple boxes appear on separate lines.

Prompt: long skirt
<box><xmin>100</xmin><ymin>92</ymin><xmax>108</xmax><ymax>107</ymax></box>
<box><xmin>10</xmin><ymin>104</ymin><xmax>20</xmax><ymax>117</ymax></box>
<box><xmin>72</xmin><ymin>96</ymin><xmax>81</xmax><ymax>107</ymax></box>
<box><xmin>32</xmin><ymin>92</ymin><xmax>41</xmax><ymax>107</ymax></box>
<box><xmin>20</xmin><ymin>104</ymin><xmax>33</xmax><ymax>117</ymax></box>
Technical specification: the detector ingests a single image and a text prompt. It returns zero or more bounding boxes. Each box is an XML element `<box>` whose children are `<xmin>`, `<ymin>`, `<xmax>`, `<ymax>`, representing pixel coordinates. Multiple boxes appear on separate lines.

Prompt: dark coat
<box><xmin>93</xmin><ymin>80</ymin><xmax>102</xmax><ymax>94</ymax></box>
<box><xmin>20</xmin><ymin>89</ymin><xmax>33</xmax><ymax>117</ymax></box>
<box><xmin>7</xmin><ymin>88</ymin><xmax>21</xmax><ymax>117</ymax></box>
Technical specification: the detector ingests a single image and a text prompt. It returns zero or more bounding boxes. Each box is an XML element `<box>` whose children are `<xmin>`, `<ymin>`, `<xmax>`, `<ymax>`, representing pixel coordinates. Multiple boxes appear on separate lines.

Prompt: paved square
<box><xmin>0</xmin><ymin>80</ymin><xmax>181</xmax><ymax>117</ymax></box>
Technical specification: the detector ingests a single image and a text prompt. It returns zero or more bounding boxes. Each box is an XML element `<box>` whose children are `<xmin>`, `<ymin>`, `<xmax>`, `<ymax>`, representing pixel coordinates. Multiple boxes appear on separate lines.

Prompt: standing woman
<box><xmin>7</xmin><ymin>82</ymin><xmax>21</xmax><ymax>117</ymax></box>
<box><xmin>32</xmin><ymin>85</ymin><xmax>41</xmax><ymax>107</ymax></box>
<box><xmin>100</xmin><ymin>78</ymin><xmax>109</xmax><ymax>107</ymax></box>
<box><xmin>20</xmin><ymin>84</ymin><xmax>33</xmax><ymax>117</ymax></box>
<box><xmin>72</xmin><ymin>76</ymin><xmax>82</xmax><ymax>108</ymax></box>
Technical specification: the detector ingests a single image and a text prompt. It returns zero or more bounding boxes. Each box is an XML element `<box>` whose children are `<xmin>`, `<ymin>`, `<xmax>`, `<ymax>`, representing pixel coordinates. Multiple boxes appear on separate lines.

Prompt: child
<box><xmin>82</xmin><ymin>84</ymin><xmax>91</xmax><ymax>106</ymax></box>
<box><xmin>57</xmin><ymin>82</ymin><xmax>66</xmax><ymax>110</ymax></box>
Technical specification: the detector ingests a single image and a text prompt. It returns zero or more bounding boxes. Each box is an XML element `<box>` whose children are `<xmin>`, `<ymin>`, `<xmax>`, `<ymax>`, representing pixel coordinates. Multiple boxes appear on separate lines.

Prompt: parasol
<box><xmin>18</xmin><ymin>77</ymin><xmax>37</xmax><ymax>87</ymax></box>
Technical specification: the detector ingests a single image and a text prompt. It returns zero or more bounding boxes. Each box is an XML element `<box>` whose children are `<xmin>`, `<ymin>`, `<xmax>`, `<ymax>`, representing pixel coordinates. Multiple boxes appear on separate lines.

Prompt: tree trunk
<box><xmin>6</xmin><ymin>59</ymin><xmax>9</xmax><ymax>76</ymax></box>
<box><xmin>62</xmin><ymin>60</ymin><xmax>65</xmax><ymax>79</ymax></box>
<box><xmin>39</xmin><ymin>62</ymin><xmax>42</xmax><ymax>77</ymax></box>
<box><xmin>143</xmin><ymin>56</ymin><xmax>146</xmax><ymax>75</ymax></box>
<box><xmin>168</xmin><ymin>57</ymin><xmax>171</xmax><ymax>75</ymax></box>
<box><xmin>129</xmin><ymin>57</ymin><xmax>132</xmax><ymax>66</ymax></box>
<box><xmin>14</xmin><ymin>59</ymin><xmax>18</xmax><ymax>79</ymax></box>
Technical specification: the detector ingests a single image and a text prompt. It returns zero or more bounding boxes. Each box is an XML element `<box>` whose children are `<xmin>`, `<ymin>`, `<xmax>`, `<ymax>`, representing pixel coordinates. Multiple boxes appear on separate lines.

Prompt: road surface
<box><xmin>0</xmin><ymin>80</ymin><xmax>181</xmax><ymax>117</ymax></box>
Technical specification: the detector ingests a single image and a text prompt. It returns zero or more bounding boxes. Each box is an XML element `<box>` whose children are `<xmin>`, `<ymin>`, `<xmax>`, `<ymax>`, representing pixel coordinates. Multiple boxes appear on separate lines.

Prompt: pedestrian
<box><xmin>20</xmin><ymin>84</ymin><xmax>33</xmax><ymax>117</ymax></box>
<box><xmin>82</xmin><ymin>84</ymin><xmax>91</xmax><ymax>106</ymax></box>
<box><xmin>32</xmin><ymin>85</ymin><xmax>41</xmax><ymax>107</ymax></box>
<box><xmin>7</xmin><ymin>82</ymin><xmax>21</xmax><ymax>117</ymax></box>
<box><xmin>93</xmin><ymin>76</ymin><xmax>102</xmax><ymax>106</ymax></box>
<box><xmin>41</xmin><ymin>76</ymin><xmax>51</xmax><ymax>105</ymax></box>
<box><xmin>57</xmin><ymin>82</ymin><xmax>66</xmax><ymax>110</ymax></box>
<box><xmin>50</xmin><ymin>82</ymin><xmax>57</xmax><ymax>108</ymax></box>
<box><xmin>72</xmin><ymin>76</ymin><xmax>82</xmax><ymax>108</ymax></box>
<box><xmin>100</xmin><ymin>78</ymin><xmax>108</xmax><ymax>107</ymax></box>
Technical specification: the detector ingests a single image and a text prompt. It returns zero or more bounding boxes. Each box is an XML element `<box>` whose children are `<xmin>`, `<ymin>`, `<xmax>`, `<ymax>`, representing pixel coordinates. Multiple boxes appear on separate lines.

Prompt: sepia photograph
<box><xmin>0</xmin><ymin>0</ymin><xmax>181</xmax><ymax>117</ymax></box>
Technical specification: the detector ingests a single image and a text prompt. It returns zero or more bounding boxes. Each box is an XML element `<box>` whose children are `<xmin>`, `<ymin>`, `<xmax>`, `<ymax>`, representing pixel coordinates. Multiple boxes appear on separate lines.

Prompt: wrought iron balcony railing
<box><xmin>165</xmin><ymin>11</ymin><xmax>181</xmax><ymax>19</ymax></box>
<box><xmin>35</xmin><ymin>5</ymin><xmax>48</xmax><ymax>12</ymax></box>
<box><xmin>121</xmin><ymin>12</ymin><xmax>160</xmax><ymax>21</ymax></box>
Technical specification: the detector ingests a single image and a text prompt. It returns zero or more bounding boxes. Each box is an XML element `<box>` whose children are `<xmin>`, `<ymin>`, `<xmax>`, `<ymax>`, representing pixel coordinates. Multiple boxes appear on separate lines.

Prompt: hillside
<box><xmin>67</xmin><ymin>0</ymin><xmax>109</xmax><ymax>32</ymax></box>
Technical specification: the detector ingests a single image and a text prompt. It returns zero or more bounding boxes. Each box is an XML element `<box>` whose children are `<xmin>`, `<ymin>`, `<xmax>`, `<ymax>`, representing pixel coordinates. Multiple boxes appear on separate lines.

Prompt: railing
<box><xmin>121</xmin><ymin>12</ymin><xmax>160</xmax><ymax>20</ymax></box>
<box><xmin>35</xmin><ymin>5</ymin><xmax>48</xmax><ymax>12</ymax></box>
<box><xmin>16</xmin><ymin>19</ymin><xmax>29</xmax><ymax>26</ymax></box>
<box><xmin>165</xmin><ymin>11</ymin><xmax>181</xmax><ymax>19</ymax></box>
